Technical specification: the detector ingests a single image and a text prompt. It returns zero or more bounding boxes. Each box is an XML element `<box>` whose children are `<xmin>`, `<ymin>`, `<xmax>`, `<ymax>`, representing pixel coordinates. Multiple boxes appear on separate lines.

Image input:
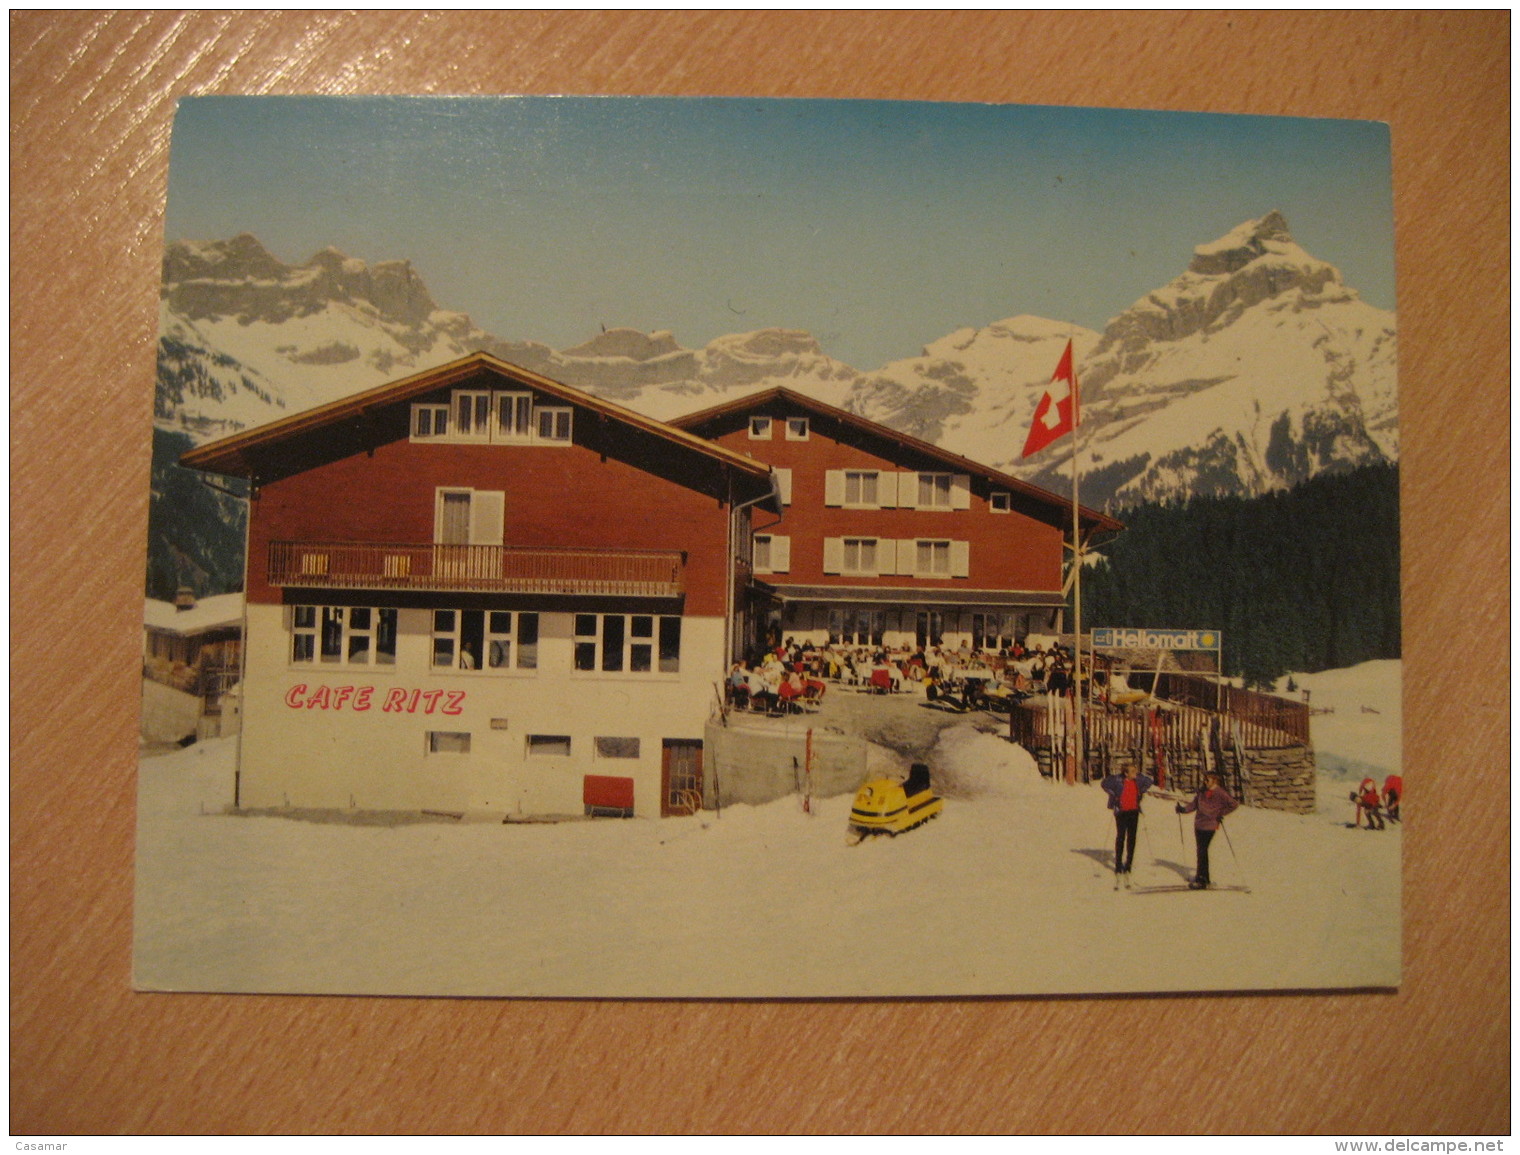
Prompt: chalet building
<box><xmin>180</xmin><ymin>353</ymin><xmax>778</xmax><ymax>819</ymax></box>
<box><xmin>668</xmin><ymin>388</ymin><xmax>1123</xmax><ymax>656</ymax></box>
<box><xmin>142</xmin><ymin>589</ymin><xmax>244</xmax><ymax>743</ymax></box>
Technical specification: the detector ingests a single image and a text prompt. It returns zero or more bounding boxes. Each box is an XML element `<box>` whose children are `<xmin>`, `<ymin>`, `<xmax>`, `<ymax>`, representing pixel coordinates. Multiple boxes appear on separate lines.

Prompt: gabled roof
<box><xmin>143</xmin><ymin>593</ymin><xmax>245</xmax><ymax>634</ymax></box>
<box><xmin>179</xmin><ymin>352</ymin><xmax>778</xmax><ymax>495</ymax></box>
<box><xmin>669</xmin><ymin>386</ymin><xmax>1124</xmax><ymax>534</ymax></box>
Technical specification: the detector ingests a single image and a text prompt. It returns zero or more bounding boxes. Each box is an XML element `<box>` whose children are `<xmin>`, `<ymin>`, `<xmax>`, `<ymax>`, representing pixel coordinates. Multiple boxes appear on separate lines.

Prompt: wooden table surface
<box><xmin>10</xmin><ymin>11</ymin><xmax>1509</xmax><ymax>1136</ymax></box>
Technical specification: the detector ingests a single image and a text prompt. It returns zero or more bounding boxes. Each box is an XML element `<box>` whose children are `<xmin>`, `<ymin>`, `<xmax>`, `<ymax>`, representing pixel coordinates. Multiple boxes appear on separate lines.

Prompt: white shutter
<box><xmin>897</xmin><ymin>472</ymin><xmax>919</xmax><ymax>509</ymax></box>
<box><xmin>771</xmin><ymin>535</ymin><xmax>791</xmax><ymax>573</ymax></box>
<box><xmin>950</xmin><ymin>540</ymin><xmax>971</xmax><ymax>578</ymax></box>
<box><xmin>952</xmin><ymin>474</ymin><xmax>972</xmax><ymax>510</ymax></box>
<box><xmin>876</xmin><ymin>472</ymin><xmax>895</xmax><ymax>509</ymax></box>
<box><xmin>824</xmin><ymin>470</ymin><xmax>845</xmax><ymax>507</ymax></box>
<box><xmin>822</xmin><ymin>537</ymin><xmax>843</xmax><ymax>574</ymax></box>
<box><xmin>470</xmin><ymin>490</ymin><xmax>506</xmax><ymax>546</ymax></box>
<box><xmin>895</xmin><ymin>540</ymin><xmax>916</xmax><ymax>577</ymax></box>
<box><xmin>774</xmin><ymin>468</ymin><xmax>793</xmax><ymax>506</ymax></box>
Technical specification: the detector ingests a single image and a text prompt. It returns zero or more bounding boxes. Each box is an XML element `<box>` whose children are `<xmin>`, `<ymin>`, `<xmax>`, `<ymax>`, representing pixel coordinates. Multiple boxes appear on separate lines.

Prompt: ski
<box><xmin>1130</xmin><ymin>883</ymin><xmax>1251</xmax><ymax>895</ymax></box>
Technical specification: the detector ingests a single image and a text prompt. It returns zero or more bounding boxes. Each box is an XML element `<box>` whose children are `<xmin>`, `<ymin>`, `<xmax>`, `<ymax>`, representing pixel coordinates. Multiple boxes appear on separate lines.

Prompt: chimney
<box><xmin>174</xmin><ymin>586</ymin><xmax>197</xmax><ymax>612</ymax></box>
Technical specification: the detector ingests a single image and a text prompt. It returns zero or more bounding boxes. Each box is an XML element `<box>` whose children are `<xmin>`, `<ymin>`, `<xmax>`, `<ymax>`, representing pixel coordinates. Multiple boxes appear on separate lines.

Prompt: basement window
<box><xmin>527</xmin><ymin>735</ymin><xmax>572</xmax><ymax>758</ymax></box>
<box><xmin>427</xmin><ymin>731</ymin><xmax>471</xmax><ymax>755</ymax></box>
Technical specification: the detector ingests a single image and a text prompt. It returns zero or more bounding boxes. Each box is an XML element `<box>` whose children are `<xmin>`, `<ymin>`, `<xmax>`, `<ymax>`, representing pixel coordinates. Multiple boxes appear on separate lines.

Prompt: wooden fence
<box><xmin>1008</xmin><ymin>680</ymin><xmax>1310</xmax><ymax>800</ymax></box>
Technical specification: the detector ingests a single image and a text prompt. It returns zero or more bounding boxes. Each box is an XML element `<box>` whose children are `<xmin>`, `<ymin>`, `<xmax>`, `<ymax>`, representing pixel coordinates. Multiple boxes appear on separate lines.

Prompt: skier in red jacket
<box><xmin>1351</xmin><ymin>777</ymin><xmax>1386</xmax><ymax>830</ymax></box>
<box><xmin>1177</xmin><ymin>772</ymin><xmax>1239</xmax><ymax>889</ymax></box>
<box><xmin>1382</xmin><ymin>774</ymin><xmax>1403</xmax><ymax>824</ymax></box>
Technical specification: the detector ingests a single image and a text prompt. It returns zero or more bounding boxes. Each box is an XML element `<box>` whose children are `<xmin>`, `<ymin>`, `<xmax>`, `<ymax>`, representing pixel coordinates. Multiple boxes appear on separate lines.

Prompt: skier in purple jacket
<box><xmin>1176</xmin><ymin>771</ymin><xmax>1239</xmax><ymax>889</ymax></box>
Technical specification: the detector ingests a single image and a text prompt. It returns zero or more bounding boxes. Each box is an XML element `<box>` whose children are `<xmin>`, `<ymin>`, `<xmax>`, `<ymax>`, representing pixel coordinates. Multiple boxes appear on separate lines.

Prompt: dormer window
<box><xmin>411</xmin><ymin>389</ymin><xmax>573</xmax><ymax>446</ymax></box>
<box><xmin>455</xmin><ymin>390</ymin><xmax>493</xmax><ymax>438</ymax></box>
<box><xmin>412</xmin><ymin>404</ymin><xmax>450</xmax><ymax>439</ymax></box>
<box><xmin>536</xmin><ymin>407</ymin><xmax>573</xmax><ymax>442</ymax></box>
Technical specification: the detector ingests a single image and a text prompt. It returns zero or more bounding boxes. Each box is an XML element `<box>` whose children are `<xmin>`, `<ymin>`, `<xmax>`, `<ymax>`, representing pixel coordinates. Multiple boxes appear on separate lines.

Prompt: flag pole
<box><xmin>1069</xmin><ymin>341</ymin><xmax>1084</xmax><ymax>786</ymax></box>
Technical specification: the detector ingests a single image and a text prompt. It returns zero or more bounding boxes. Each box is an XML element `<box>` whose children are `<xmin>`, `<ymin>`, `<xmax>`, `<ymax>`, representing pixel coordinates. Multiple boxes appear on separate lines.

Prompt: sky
<box><xmin>165</xmin><ymin>96</ymin><xmax>1396</xmax><ymax>370</ymax></box>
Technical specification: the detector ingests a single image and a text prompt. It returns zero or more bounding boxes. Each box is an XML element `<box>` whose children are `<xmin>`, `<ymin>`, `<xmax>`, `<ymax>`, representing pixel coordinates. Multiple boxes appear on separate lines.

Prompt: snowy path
<box><xmin>134</xmin><ymin>669</ymin><xmax>1401</xmax><ymax>998</ymax></box>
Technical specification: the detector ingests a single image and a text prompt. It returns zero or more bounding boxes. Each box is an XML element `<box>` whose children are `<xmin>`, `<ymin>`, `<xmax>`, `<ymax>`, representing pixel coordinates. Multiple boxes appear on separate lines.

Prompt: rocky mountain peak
<box><xmin>561</xmin><ymin>327</ymin><xmax>684</xmax><ymax>361</ymax></box>
<box><xmin>1187</xmin><ymin>210</ymin><xmax>1294</xmax><ymax>276</ymax></box>
<box><xmin>161</xmin><ymin>235</ymin><xmax>440</xmax><ymax>330</ymax></box>
<box><xmin>163</xmin><ymin>233</ymin><xmax>286</xmax><ymax>285</ymax></box>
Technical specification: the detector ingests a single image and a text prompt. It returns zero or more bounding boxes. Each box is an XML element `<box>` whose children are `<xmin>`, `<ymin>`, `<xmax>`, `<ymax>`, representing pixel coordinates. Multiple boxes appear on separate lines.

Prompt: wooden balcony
<box><xmin>268</xmin><ymin>541</ymin><xmax>685</xmax><ymax>598</ymax></box>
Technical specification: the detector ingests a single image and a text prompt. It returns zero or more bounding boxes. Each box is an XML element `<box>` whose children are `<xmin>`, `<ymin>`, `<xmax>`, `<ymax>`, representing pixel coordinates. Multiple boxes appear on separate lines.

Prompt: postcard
<box><xmin>135</xmin><ymin>96</ymin><xmax>1400</xmax><ymax>997</ymax></box>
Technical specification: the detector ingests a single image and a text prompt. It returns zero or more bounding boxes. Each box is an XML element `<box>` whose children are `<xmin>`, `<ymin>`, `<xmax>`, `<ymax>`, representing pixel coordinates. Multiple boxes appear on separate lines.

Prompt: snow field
<box><xmin>134</xmin><ymin>664</ymin><xmax>1400</xmax><ymax>999</ymax></box>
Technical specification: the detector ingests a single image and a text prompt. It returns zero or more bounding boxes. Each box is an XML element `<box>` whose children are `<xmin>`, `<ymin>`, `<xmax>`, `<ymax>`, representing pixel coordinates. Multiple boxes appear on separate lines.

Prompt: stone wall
<box><xmin>703</xmin><ymin>720</ymin><xmax>871</xmax><ymax>809</ymax></box>
<box><xmin>1240</xmin><ymin>745</ymin><xmax>1317</xmax><ymax>814</ymax></box>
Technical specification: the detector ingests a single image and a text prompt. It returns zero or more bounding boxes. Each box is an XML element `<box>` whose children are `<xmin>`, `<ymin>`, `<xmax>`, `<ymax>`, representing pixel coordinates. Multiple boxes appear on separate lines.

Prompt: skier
<box><xmin>1176</xmin><ymin>771</ymin><xmax>1239</xmax><ymax>889</ymax></box>
<box><xmin>1382</xmin><ymin>774</ymin><xmax>1403</xmax><ymax>824</ymax></box>
<box><xmin>1101</xmin><ymin>762</ymin><xmax>1154</xmax><ymax>885</ymax></box>
<box><xmin>1350</xmin><ymin>777</ymin><xmax>1385</xmax><ymax>830</ymax></box>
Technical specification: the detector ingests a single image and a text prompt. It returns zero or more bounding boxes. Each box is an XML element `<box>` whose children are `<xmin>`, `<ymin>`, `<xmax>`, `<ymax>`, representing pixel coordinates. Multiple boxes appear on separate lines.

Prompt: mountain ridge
<box><xmin>156</xmin><ymin>214</ymin><xmax>1397</xmax><ymax>512</ymax></box>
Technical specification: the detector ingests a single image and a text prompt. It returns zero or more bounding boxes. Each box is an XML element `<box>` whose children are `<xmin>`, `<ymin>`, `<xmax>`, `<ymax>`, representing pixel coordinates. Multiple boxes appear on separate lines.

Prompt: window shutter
<box><xmin>952</xmin><ymin>474</ymin><xmax>972</xmax><ymax>510</ymax></box>
<box><xmin>896</xmin><ymin>472</ymin><xmax>919</xmax><ymax>509</ymax></box>
<box><xmin>890</xmin><ymin>540</ymin><xmax>911</xmax><ymax>577</ymax></box>
<box><xmin>771</xmin><ymin>535</ymin><xmax>791</xmax><ymax>573</ymax></box>
<box><xmin>950</xmin><ymin>540</ymin><xmax>971</xmax><ymax>578</ymax></box>
<box><xmin>824</xmin><ymin>470</ymin><xmax>844</xmax><ymax>507</ymax></box>
<box><xmin>822</xmin><ymin>537</ymin><xmax>843</xmax><ymax>574</ymax></box>
<box><xmin>774</xmin><ymin>468</ymin><xmax>793</xmax><ymax>506</ymax></box>
<box><xmin>470</xmin><ymin>490</ymin><xmax>506</xmax><ymax>546</ymax></box>
<box><xmin>876</xmin><ymin>472</ymin><xmax>896</xmax><ymax>509</ymax></box>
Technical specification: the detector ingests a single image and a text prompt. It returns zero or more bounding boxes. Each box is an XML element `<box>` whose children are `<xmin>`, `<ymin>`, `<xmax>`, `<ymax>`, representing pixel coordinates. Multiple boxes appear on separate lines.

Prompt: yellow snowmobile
<box><xmin>847</xmin><ymin>762</ymin><xmax>944</xmax><ymax>844</ymax></box>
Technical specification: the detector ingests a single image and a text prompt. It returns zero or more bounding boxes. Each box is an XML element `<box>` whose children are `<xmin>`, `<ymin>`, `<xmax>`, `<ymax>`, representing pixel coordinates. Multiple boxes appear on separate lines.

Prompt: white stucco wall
<box><xmin>238</xmin><ymin>603</ymin><xmax>725</xmax><ymax>817</ymax></box>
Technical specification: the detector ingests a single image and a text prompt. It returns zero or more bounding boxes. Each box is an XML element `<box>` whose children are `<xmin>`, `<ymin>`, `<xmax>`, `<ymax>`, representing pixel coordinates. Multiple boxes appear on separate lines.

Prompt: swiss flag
<box><xmin>1021</xmin><ymin>339</ymin><xmax>1079</xmax><ymax>459</ymax></box>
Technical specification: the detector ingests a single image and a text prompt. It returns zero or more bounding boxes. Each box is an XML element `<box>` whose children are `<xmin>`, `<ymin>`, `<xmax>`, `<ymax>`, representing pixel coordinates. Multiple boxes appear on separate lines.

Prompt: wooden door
<box><xmin>660</xmin><ymin>739</ymin><xmax>703</xmax><ymax>816</ymax></box>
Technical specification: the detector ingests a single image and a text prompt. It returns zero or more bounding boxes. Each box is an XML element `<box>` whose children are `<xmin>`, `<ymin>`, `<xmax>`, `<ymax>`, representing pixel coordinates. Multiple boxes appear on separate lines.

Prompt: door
<box><xmin>661</xmin><ymin>739</ymin><xmax>704</xmax><ymax>816</ymax></box>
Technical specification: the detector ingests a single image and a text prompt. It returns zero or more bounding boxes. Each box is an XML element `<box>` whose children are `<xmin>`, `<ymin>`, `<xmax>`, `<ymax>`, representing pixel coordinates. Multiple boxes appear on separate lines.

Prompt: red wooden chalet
<box><xmin>669</xmin><ymin>387</ymin><xmax>1123</xmax><ymax>655</ymax></box>
<box><xmin>180</xmin><ymin>352</ymin><xmax>778</xmax><ymax>819</ymax></box>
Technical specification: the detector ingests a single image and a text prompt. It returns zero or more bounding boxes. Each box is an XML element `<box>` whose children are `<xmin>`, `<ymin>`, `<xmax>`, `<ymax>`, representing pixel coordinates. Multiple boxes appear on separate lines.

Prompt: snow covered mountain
<box><xmin>156</xmin><ymin>215</ymin><xmax>1396</xmax><ymax>513</ymax></box>
<box><xmin>1016</xmin><ymin>212</ymin><xmax>1398</xmax><ymax>506</ymax></box>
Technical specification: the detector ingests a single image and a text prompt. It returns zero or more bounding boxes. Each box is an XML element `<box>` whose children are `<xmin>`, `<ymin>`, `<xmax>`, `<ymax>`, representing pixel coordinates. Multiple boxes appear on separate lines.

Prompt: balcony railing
<box><xmin>268</xmin><ymin>541</ymin><xmax>685</xmax><ymax>598</ymax></box>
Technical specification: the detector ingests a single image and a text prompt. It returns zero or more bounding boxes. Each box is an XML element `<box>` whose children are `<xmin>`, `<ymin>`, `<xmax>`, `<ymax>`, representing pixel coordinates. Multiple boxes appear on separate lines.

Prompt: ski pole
<box><xmin>1219</xmin><ymin>819</ymin><xmax>1248</xmax><ymax>888</ymax></box>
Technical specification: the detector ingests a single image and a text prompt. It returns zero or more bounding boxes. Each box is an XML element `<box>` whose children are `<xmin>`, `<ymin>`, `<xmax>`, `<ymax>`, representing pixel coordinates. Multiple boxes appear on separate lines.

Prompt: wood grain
<box><xmin>10</xmin><ymin>11</ymin><xmax>1508</xmax><ymax>1135</ymax></box>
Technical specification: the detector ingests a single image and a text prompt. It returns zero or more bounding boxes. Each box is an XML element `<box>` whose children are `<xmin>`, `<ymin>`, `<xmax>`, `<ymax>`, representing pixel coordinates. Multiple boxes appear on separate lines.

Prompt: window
<box><xmin>408</xmin><ymin>389</ymin><xmax>573</xmax><ymax>445</ymax></box>
<box><xmin>527</xmin><ymin>735</ymin><xmax>572</xmax><ymax>757</ymax></box>
<box><xmin>434</xmin><ymin>488</ymin><xmax>505</xmax><ymax>547</ymax></box>
<box><xmin>990</xmin><ymin>490</ymin><xmax>1012</xmax><ymax>513</ymax></box>
<box><xmin>843</xmin><ymin>538</ymin><xmax>878</xmax><ymax>574</ymax></box>
<box><xmin>829</xmin><ymin>608</ymin><xmax>886</xmax><ymax>647</ymax></box>
<box><xmin>536</xmin><ymin>407</ymin><xmax>573</xmax><ymax>442</ymax></box>
<box><xmin>432</xmin><ymin>609</ymin><xmax>538</xmax><ymax>671</ymax></box>
<box><xmin>749</xmin><ymin>416</ymin><xmax>773</xmax><ymax>439</ymax></box>
<box><xmin>495</xmin><ymin>392</ymin><xmax>534</xmax><ymax>440</ymax></box>
<box><xmin>574</xmin><ymin>614</ymin><xmax>681</xmax><ymax>674</ymax></box>
<box><xmin>292</xmin><ymin>606</ymin><xmax>397</xmax><ymax>667</ymax></box>
<box><xmin>753</xmin><ymin>534</ymin><xmax>790</xmax><ymax>575</ymax></box>
<box><xmin>412</xmin><ymin>403</ymin><xmax>450</xmax><ymax>439</ymax></box>
<box><xmin>785</xmin><ymin>417</ymin><xmax>809</xmax><ymax>440</ymax></box>
<box><xmin>917</xmin><ymin>472</ymin><xmax>954</xmax><ymax>509</ymax></box>
<box><xmin>595</xmin><ymin>737</ymin><xmax>641</xmax><ymax>759</ymax></box>
<box><xmin>427</xmin><ymin>731</ymin><xmax>471</xmax><ymax>755</ymax></box>
<box><xmin>915</xmin><ymin>540</ymin><xmax>952</xmax><ymax>576</ymax></box>
<box><xmin>455</xmin><ymin>390</ymin><xmax>493</xmax><ymax>439</ymax></box>
<box><xmin>845</xmin><ymin>470</ymin><xmax>880</xmax><ymax>506</ymax></box>
<box><xmin>972</xmin><ymin>613</ymin><xmax>1020</xmax><ymax>651</ymax></box>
